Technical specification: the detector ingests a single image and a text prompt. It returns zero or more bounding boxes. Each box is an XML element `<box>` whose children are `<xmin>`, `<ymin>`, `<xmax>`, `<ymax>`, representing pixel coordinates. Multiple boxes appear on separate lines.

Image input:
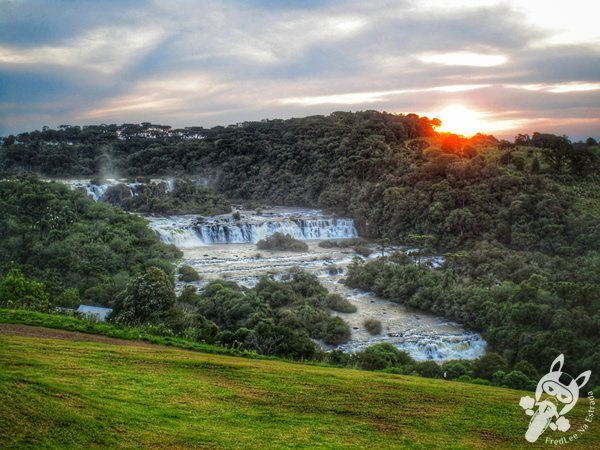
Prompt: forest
<box><xmin>1</xmin><ymin>110</ymin><xmax>599</xmax><ymax>386</ymax></box>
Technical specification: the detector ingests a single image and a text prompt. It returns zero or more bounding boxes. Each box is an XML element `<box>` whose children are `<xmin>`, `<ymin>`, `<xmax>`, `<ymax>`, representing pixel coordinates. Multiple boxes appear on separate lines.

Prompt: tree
<box><xmin>111</xmin><ymin>267</ymin><xmax>175</xmax><ymax>326</ymax></box>
<box><xmin>531</xmin><ymin>132</ymin><xmax>572</xmax><ymax>172</ymax></box>
<box><xmin>414</xmin><ymin>361</ymin><xmax>443</xmax><ymax>378</ymax></box>
<box><xmin>473</xmin><ymin>352</ymin><xmax>509</xmax><ymax>380</ymax></box>
<box><xmin>363</xmin><ymin>343</ymin><xmax>414</xmax><ymax>367</ymax></box>
<box><xmin>441</xmin><ymin>134</ymin><xmax>463</xmax><ymax>153</ymax></box>
<box><xmin>503</xmin><ymin>370</ymin><xmax>534</xmax><ymax>390</ymax></box>
<box><xmin>56</xmin><ymin>288</ymin><xmax>80</xmax><ymax>309</ymax></box>
<box><xmin>323</xmin><ymin>316</ymin><xmax>351</xmax><ymax>345</ymax></box>
<box><xmin>514</xmin><ymin>134</ymin><xmax>531</xmax><ymax>146</ymax></box>
<box><xmin>0</xmin><ymin>268</ymin><xmax>51</xmax><ymax>312</ymax></box>
<box><xmin>376</xmin><ymin>237</ymin><xmax>390</xmax><ymax>257</ymax></box>
<box><xmin>530</xmin><ymin>157</ymin><xmax>541</xmax><ymax>174</ymax></box>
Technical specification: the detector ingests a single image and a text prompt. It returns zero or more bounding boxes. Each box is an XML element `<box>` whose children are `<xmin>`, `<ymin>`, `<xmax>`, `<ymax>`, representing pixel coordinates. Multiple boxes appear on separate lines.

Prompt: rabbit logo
<box><xmin>519</xmin><ymin>354</ymin><xmax>591</xmax><ymax>443</ymax></box>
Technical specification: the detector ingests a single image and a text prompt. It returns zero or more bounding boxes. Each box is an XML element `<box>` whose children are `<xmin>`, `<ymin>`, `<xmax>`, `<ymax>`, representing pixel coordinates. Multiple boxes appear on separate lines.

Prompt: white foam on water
<box><xmin>146</xmin><ymin>209</ymin><xmax>487</xmax><ymax>363</ymax></box>
<box><xmin>147</xmin><ymin>210</ymin><xmax>358</xmax><ymax>246</ymax></box>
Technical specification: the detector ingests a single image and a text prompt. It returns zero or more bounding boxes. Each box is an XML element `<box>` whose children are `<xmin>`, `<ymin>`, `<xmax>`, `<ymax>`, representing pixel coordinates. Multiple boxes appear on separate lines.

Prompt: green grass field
<box><xmin>1</xmin><ymin>330</ymin><xmax>597</xmax><ymax>449</ymax></box>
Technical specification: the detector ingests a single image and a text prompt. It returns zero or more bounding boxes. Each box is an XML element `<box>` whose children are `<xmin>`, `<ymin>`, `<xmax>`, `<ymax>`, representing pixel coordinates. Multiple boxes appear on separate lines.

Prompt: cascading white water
<box><xmin>59</xmin><ymin>178</ymin><xmax>174</xmax><ymax>202</ymax></box>
<box><xmin>148</xmin><ymin>209</ymin><xmax>487</xmax><ymax>362</ymax></box>
<box><xmin>149</xmin><ymin>212</ymin><xmax>358</xmax><ymax>246</ymax></box>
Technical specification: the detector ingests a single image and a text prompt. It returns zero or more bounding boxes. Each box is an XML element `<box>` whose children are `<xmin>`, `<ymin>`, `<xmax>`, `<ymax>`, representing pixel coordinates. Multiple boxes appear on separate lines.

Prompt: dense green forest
<box><xmin>1</xmin><ymin>110</ymin><xmax>599</xmax><ymax>385</ymax></box>
<box><xmin>102</xmin><ymin>178</ymin><xmax>231</xmax><ymax>215</ymax></box>
<box><xmin>2</xmin><ymin>111</ymin><xmax>598</xmax><ymax>246</ymax></box>
<box><xmin>0</xmin><ymin>176</ymin><xmax>181</xmax><ymax>306</ymax></box>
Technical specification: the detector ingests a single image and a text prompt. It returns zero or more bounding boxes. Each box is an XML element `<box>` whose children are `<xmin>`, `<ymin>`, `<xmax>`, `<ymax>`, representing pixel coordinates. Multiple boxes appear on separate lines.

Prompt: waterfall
<box><xmin>148</xmin><ymin>211</ymin><xmax>358</xmax><ymax>247</ymax></box>
<box><xmin>60</xmin><ymin>179</ymin><xmax>167</xmax><ymax>202</ymax></box>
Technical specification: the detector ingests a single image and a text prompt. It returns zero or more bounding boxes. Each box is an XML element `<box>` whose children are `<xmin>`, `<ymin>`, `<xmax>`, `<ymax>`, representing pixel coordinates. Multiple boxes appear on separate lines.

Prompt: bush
<box><xmin>318</xmin><ymin>238</ymin><xmax>368</xmax><ymax>249</ymax></box>
<box><xmin>323</xmin><ymin>316</ymin><xmax>351</xmax><ymax>345</ymax></box>
<box><xmin>362</xmin><ymin>343</ymin><xmax>413</xmax><ymax>367</ymax></box>
<box><xmin>56</xmin><ymin>288</ymin><xmax>80</xmax><ymax>309</ymax></box>
<box><xmin>90</xmin><ymin>176</ymin><xmax>106</xmax><ymax>186</ymax></box>
<box><xmin>414</xmin><ymin>360</ymin><xmax>443</xmax><ymax>378</ymax></box>
<box><xmin>178</xmin><ymin>265</ymin><xmax>201</xmax><ymax>282</ymax></box>
<box><xmin>0</xmin><ymin>268</ymin><xmax>52</xmax><ymax>312</ymax></box>
<box><xmin>353</xmin><ymin>245</ymin><xmax>372</xmax><ymax>257</ymax></box>
<box><xmin>256</xmin><ymin>233</ymin><xmax>309</xmax><ymax>252</ymax></box>
<box><xmin>111</xmin><ymin>267</ymin><xmax>176</xmax><ymax>326</ymax></box>
<box><xmin>473</xmin><ymin>352</ymin><xmax>509</xmax><ymax>380</ymax></box>
<box><xmin>442</xmin><ymin>361</ymin><xmax>470</xmax><ymax>380</ymax></box>
<box><xmin>513</xmin><ymin>360</ymin><xmax>539</xmax><ymax>380</ymax></box>
<box><xmin>325</xmin><ymin>293</ymin><xmax>357</xmax><ymax>313</ymax></box>
<box><xmin>327</xmin><ymin>349</ymin><xmax>351</xmax><ymax>366</ymax></box>
<box><xmin>354</xmin><ymin>351</ymin><xmax>388</xmax><ymax>370</ymax></box>
<box><xmin>327</xmin><ymin>265</ymin><xmax>341</xmax><ymax>276</ymax></box>
<box><xmin>363</xmin><ymin>318</ymin><xmax>382</xmax><ymax>335</ymax></box>
<box><xmin>502</xmin><ymin>371</ymin><xmax>535</xmax><ymax>390</ymax></box>
<box><xmin>455</xmin><ymin>375</ymin><xmax>491</xmax><ymax>386</ymax></box>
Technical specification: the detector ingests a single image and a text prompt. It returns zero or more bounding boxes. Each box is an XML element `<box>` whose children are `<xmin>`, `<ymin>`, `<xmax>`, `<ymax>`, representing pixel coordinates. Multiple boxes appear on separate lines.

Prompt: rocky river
<box><xmin>148</xmin><ymin>208</ymin><xmax>486</xmax><ymax>361</ymax></box>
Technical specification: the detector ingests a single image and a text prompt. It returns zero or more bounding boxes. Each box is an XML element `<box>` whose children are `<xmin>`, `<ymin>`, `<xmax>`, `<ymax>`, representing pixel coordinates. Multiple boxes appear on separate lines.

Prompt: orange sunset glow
<box><xmin>421</xmin><ymin>105</ymin><xmax>526</xmax><ymax>138</ymax></box>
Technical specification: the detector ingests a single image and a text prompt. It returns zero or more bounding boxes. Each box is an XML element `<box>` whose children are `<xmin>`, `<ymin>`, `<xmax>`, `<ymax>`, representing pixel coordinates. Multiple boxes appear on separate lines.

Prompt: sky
<box><xmin>0</xmin><ymin>0</ymin><xmax>599</xmax><ymax>139</ymax></box>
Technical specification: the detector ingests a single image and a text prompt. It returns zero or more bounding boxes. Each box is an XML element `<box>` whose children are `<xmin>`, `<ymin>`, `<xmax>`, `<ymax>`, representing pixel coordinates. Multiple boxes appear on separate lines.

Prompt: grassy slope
<box><xmin>1</xmin><ymin>334</ymin><xmax>597</xmax><ymax>449</ymax></box>
<box><xmin>0</xmin><ymin>309</ymin><xmax>260</xmax><ymax>359</ymax></box>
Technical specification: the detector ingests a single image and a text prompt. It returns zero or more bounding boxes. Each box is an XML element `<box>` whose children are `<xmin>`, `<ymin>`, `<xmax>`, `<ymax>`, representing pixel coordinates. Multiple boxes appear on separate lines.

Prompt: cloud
<box><xmin>419</xmin><ymin>52</ymin><xmax>508</xmax><ymax>67</ymax></box>
<box><xmin>0</xmin><ymin>26</ymin><xmax>164</xmax><ymax>75</ymax></box>
<box><xmin>505</xmin><ymin>82</ymin><xmax>600</xmax><ymax>93</ymax></box>
<box><xmin>278</xmin><ymin>85</ymin><xmax>491</xmax><ymax>106</ymax></box>
<box><xmin>1</xmin><ymin>0</ymin><xmax>599</xmax><ymax>139</ymax></box>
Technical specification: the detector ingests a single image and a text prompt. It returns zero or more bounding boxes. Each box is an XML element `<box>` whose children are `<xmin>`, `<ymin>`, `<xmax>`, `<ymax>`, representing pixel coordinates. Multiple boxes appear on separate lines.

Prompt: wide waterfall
<box><xmin>149</xmin><ymin>211</ymin><xmax>358</xmax><ymax>246</ymax></box>
<box><xmin>146</xmin><ymin>208</ymin><xmax>486</xmax><ymax>361</ymax></box>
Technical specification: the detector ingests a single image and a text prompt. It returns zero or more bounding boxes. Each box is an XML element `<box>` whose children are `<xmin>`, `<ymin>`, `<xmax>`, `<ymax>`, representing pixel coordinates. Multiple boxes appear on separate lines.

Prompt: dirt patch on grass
<box><xmin>0</xmin><ymin>324</ymin><xmax>156</xmax><ymax>348</ymax></box>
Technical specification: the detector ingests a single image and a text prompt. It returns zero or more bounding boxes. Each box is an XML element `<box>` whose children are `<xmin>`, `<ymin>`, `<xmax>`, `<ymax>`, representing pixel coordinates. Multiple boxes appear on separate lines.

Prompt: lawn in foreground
<box><xmin>0</xmin><ymin>334</ymin><xmax>597</xmax><ymax>449</ymax></box>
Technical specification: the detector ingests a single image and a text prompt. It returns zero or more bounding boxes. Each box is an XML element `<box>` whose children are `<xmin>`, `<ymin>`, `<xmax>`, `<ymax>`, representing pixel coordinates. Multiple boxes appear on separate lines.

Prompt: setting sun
<box><xmin>434</xmin><ymin>105</ymin><xmax>490</xmax><ymax>136</ymax></box>
<box><xmin>422</xmin><ymin>104</ymin><xmax>524</xmax><ymax>137</ymax></box>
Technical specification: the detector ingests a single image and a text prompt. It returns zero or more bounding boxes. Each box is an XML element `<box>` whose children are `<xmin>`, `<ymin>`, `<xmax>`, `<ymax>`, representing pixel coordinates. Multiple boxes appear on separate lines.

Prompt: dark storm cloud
<box><xmin>0</xmin><ymin>0</ymin><xmax>598</xmax><ymax>139</ymax></box>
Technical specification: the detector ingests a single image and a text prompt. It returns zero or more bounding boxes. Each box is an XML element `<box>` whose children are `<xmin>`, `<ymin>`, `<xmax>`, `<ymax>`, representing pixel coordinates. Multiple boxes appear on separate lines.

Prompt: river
<box><xmin>148</xmin><ymin>208</ymin><xmax>486</xmax><ymax>362</ymax></box>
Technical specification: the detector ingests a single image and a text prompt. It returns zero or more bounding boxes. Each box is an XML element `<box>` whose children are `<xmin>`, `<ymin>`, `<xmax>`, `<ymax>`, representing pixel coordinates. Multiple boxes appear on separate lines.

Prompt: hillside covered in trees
<box><xmin>2</xmin><ymin>111</ymin><xmax>598</xmax><ymax>249</ymax></box>
<box><xmin>0</xmin><ymin>176</ymin><xmax>182</xmax><ymax>306</ymax></box>
<box><xmin>2</xmin><ymin>111</ymin><xmax>600</xmax><ymax>383</ymax></box>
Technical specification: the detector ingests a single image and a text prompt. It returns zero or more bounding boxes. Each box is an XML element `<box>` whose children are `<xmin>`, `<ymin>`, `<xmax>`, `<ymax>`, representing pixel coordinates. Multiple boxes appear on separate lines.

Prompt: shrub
<box><xmin>318</xmin><ymin>238</ymin><xmax>368</xmax><ymax>249</ymax></box>
<box><xmin>502</xmin><ymin>370</ymin><xmax>535</xmax><ymax>390</ymax></box>
<box><xmin>90</xmin><ymin>176</ymin><xmax>106</xmax><ymax>186</ymax></box>
<box><xmin>327</xmin><ymin>265</ymin><xmax>341</xmax><ymax>276</ymax></box>
<box><xmin>442</xmin><ymin>361</ymin><xmax>470</xmax><ymax>379</ymax></box>
<box><xmin>325</xmin><ymin>293</ymin><xmax>357</xmax><ymax>313</ymax></box>
<box><xmin>327</xmin><ymin>349</ymin><xmax>351</xmax><ymax>366</ymax></box>
<box><xmin>111</xmin><ymin>267</ymin><xmax>176</xmax><ymax>326</ymax></box>
<box><xmin>353</xmin><ymin>245</ymin><xmax>372</xmax><ymax>257</ymax></box>
<box><xmin>362</xmin><ymin>343</ymin><xmax>413</xmax><ymax>367</ymax></box>
<box><xmin>0</xmin><ymin>268</ymin><xmax>52</xmax><ymax>312</ymax></box>
<box><xmin>318</xmin><ymin>240</ymin><xmax>336</xmax><ymax>248</ymax></box>
<box><xmin>354</xmin><ymin>351</ymin><xmax>388</xmax><ymax>371</ymax></box>
<box><xmin>456</xmin><ymin>375</ymin><xmax>491</xmax><ymax>385</ymax></box>
<box><xmin>256</xmin><ymin>233</ymin><xmax>309</xmax><ymax>252</ymax></box>
<box><xmin>323</xmin><ymin>316</ymin><xmax>351</xmax><ymax>345</ymax></box>
<box><xmin>513</xmin><ymin>360</ymin><xmax>539</xmax><ymax>380</ymax></box>
<box><xmin>473</xmin><ymin>352</ymin><xmax>509</xmax><ymax>380</ymax></box>
<box><xmin>56</xmin><ymin>288</ymin><xmax>80</xmax><ymax>309</ymax></box>
<box><xmin>414</xmin><ymin>360</ymin><xmax>443</xmax><ymax>378</ymax></box>
<box><xmin>178</xmin><ymin>265</ymin><xmax>201</xmax><ymax>282</ymax></box>
<box><xmin>363</xmin><ymin>318</ymin><xmax>382</xmax><ymax>335</ymax></box>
